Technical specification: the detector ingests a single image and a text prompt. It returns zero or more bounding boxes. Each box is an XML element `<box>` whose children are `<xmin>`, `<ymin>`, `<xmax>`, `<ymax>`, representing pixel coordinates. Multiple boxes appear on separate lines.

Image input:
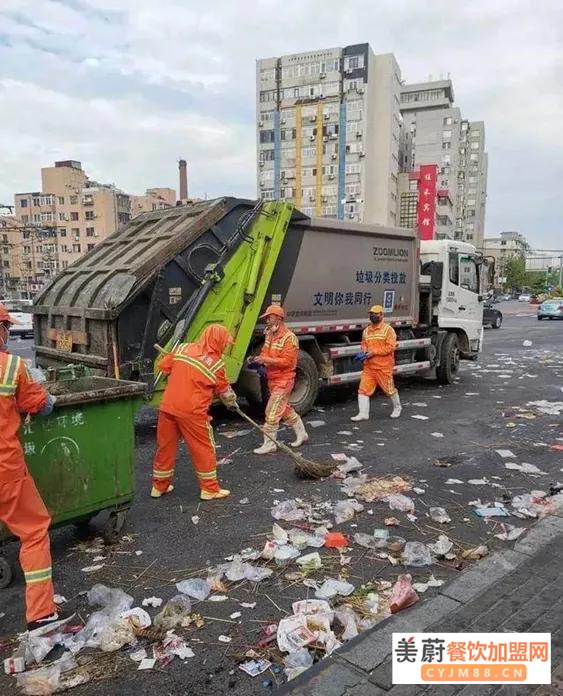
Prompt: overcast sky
<box><xmin>0</xmin><ymin>0</ymin><xmax>561</xmax><ymax>249</ymax></box>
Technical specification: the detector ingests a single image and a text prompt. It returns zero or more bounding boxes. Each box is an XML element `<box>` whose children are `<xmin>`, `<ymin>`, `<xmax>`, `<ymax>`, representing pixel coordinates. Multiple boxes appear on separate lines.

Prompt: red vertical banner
<box><xmin>417</xmin><ymin>164</ymin><xmax>437</xmax><ymax>240</ymax></box>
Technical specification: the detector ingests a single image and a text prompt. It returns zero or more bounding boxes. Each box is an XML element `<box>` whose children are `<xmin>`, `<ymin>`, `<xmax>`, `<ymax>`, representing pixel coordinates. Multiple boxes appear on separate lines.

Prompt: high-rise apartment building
<box><xmin>399</xmin><ymin>80</ymin><xmax>488</xmax><ymax>246</ymax></box>
<box><xmin>256</xmin><ymin>45</ymin><xmax>402</xmax><ymax>225</ymax></box>
<box><xmin>13</xmin><ymin>161</ymin><xmax>131</xmax><ymax>294</ymax></box>
<box><xmin>131</xmin><ymin>187</ymin><xmax>176</xmax><ymax>218</ymax></box>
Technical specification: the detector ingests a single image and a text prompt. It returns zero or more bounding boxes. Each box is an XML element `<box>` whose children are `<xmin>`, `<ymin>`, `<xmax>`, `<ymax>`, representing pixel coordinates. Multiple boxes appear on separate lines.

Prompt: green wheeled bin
<box><xmin>0</xmin><ymin>376</ymin><xmax>146</xmax><ymax>588</ymax></box>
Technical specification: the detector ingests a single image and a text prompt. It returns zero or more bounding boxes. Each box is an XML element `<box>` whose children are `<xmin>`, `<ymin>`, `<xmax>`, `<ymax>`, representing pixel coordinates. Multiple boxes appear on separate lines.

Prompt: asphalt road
<box><xmin>1</xmin><ymin>301</ymin><xmax>562</xmax><ymax>695</ymax></box>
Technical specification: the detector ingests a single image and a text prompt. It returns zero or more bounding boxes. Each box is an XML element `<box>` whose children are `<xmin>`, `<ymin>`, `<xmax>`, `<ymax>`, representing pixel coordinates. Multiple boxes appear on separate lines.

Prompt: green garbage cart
<box><xmin>0</xmin><ymin>376</ymin><xmax>146</xmax><ymax>588</ymax></box>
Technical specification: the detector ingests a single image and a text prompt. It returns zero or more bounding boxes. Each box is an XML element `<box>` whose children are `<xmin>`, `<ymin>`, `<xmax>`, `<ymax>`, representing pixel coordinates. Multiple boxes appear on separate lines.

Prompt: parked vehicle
<box><xmin>537</xmin><ymin>298</ymin><xmax>563</xmax><ymax>320</ymax></box>
<box><xmin>518</xmin><ymin>293</ymin><xmax>532</xmax><ymax>302</ymax></box>
<box><xmin>499</xmin><ymin>293</ymin><xmax>512</xmax><ymax>301</ymax></box>
<box><xmin>483</xmin><ymin>303</ymin><xmax>503</xmax><ymax>329</ymax></box>
<box><xmin>4</xmin><ymin>301</ymin><xmax>34</xmax><ymax>338</ymax></box>
<box><xmin>32</xmin><ymin>199</ymin><xmax>492</xmax><ymax>414</ymax></box>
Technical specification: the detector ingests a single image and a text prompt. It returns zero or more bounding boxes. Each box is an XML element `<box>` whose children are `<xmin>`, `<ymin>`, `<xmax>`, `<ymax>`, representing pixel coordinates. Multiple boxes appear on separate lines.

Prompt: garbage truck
<box><xmin>32</xmin><ymin>198</ymin><xmax>492</xmax><ymax>414</ymax></box>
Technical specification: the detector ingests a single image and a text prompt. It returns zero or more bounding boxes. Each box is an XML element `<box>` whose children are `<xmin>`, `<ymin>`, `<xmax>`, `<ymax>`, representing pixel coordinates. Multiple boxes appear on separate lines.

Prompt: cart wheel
<box><xmin>0</xmin><ymin>556</ymin><xmax>13</xmax><ymax>589</ymax></box>
<box><xmin>103</xmin><ymin>510</ymin><xmax>128</xmax><ymax>545</ymax></box>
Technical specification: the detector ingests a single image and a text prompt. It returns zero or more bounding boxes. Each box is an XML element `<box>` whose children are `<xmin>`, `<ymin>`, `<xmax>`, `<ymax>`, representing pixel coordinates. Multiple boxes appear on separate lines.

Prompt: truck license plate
<box><xmin>56</xmin><ymin>331</ymin><xmax>73</xmax><ymax>353</ymax></box>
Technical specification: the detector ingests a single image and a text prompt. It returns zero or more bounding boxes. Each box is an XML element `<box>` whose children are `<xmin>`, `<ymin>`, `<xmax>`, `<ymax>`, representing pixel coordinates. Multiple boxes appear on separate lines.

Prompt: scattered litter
<box><xmin>411</xmin><ymin>414</ymin><xmax>429</xmax><ymax>420</ymax></box>
<box><xmin>429</xmin><ymin>507</ymin><xmax>451</xmax><ymax>524</ymax></box>
<box><xmin>324</xmin><ymin>532</ymin><xmax>348</xmax><ymax>548</ymax></box>
<box><xmin>221</xmin><ymin>429</ymin><xmax>252</xmax><ymax>439</ymax></box>
<box><xmin>142</xmin><ymin>597</ymin><xmax>163</xmax><ymax>608</ymax></box>
<box><xmin>191</xmin><ymin>516</ymin><xmax>200</xmax><ymax>525</ymax></box>
<box><xmin>428</xmin><ymin>535</ymin><xmax>453</xmax><ymax>557</ymax></box>
<box><xmin>284</xmin><ymin>648</ymin><xmax>314</xmax><ymax>680</ymax></box>
<box><xmin>494</xmin><ymin>524</ymin><xmax>526</xmax><ymax>541</ymax></box>
<box><xmin>230</xmin><ymin>612</ymin><xmax>242</xmax><ymax>620</ymax></box>
<box><xmin>474</xmin><ymin>506</ymin><xmax>509</xmax><ymax>518</ymax></box>
<box><xmin>337</xmin><ymin>431</ymin><xmax>353</xmax><ymax>436</ymax></box>
<box><xmin>334</xmin><ymin>499</ymin><xmax>364</xmax><ymax>524</ymax></box>
<box><xmin>505</xmin><ymin>462</ymin><xmax>545</xmax><ymax>474</ymax></box>
<box><xmin>528</xmin><ymin>400</ymin><xmax>563</xmax><ymax>416</ymax></box>
<box><xmin>271</xmin><ymin>500</ymin><xmax>310</xmax><ymax>522</ymax></box>
<box><xmin>496</xmin><ymin>449</ymin><xmax>515</xmax><ymax>458</ymax></box>
<box><xmin>137</xmin><ymin>657</ymin><xmax>157</xmax><ymax>670</ymax></box>
<box><xmin>154</xmin><ymin>595</ymin><xmax>192</xmax><ymax>630</ymax></box>
<box><xmin>468</xmin><ymin>478</ymin><xmax>488</xmax><ymax>485</ymax></box>
<box><xmin>462</xmin><ymin>545</ymin><xmax>488</xmax><ymax>560</ymax></box>
<box><xmin>208</xmin><ymin>595</ymin><xmax>228</xmax><ymax>602</ymax></box>
<box><xmin>296</xmin><ymin>552</ymin><xmax>322</xmax><ymax>570</ymax></box>
<box><xmin>386</xmin><ymin>536</ymin><xmax>406</xmax><ymax>553</ymax></box>
<box><xmin>434</xmin><ymin>458</ymin><xmax>452</xmax><ymax>468</ymax></box>
<box><xmin>218</xmin><ymin>635</ymin><xmax>232</xmax><ymax>643</ymax></box>
<box><xmin>277</xmin><ymin>616</ymin><xmax>316</xmax><ymax>653</ymax></box>
<box><xmin>355</xmin><ymin>475</ymin><xmax>411</xmax><ymax>502</ymax></box>
<box><xmin>413</xmin><ymin>487</ymin><xmax>425</xmax><ymax>495</ymax></box>
<box><xmin>240</xmin><ymin>658</ymin><xmax>272</xmax><ymax>677</ymax></box>
<box><xmin>176</xmin><ymin>578</ymin><xmax>210</xmax><ymax>601</ymax></box>
<box><xmin>390</xmin><ymin>574</ymin><xmax>419</xmax><ymax>613</ymax></box>
<box><xmin>431</xmin><ymin>432</ymin><xmax>444</xmax><ymax>438</ymax></box>
<box><xmin>384</xmin><ymin>494</ymin><xmax>415</xmax><ymax>513</ymax></box>
<box><xmin>129</xmin><ymin>648</ymin><xmax>147</xmax><ymax>662</ymax></box>
<box><xmin>81</xmin><ymin>564</ymin><xmax>104</xmax><ymax>573</ymax></box>
<box><xmin>315</xmin><ymin>578</ymin><xmax>355</xmax><ymax>599</ymax></box>
<box><xmin>53</xmin><ymin>595</ymin><xmax>67</xmax><ymax>605</ymax></box>
<box><xmin>385</xmin><ymin>516</ymin><xmax>400</xmax><ymax>527</ymax></box>
<box><xmin>307</xmin><ymin>420</ymin><xmax>326</xmax><ymax>428</ymax></box>
<box><xmin>240</xmin><ymin>602</ymin><xmax>257</xmax><ymax>609</ymax></box>
<box><xmin>402</xmin><ymin>542</ymin><xmax>432</xmax><ymax>567</ymax></box>
<box><xmin>412</xmin><ymin>575</ymin><xmax>445</xmax><ymax>593</ymax></box>
<box><xmin>522</xmin><ymin>340</ymin><xmax>532</xmax><ymax>347</ymax></box>
<box><xmin>274</xmin><ymin>545</ymin><xmax>301</xmax><ymax>566</ymax></box>
<box><xmin>445</xmin><ymin>479</ymin><xmax>463</xmax><ymax>485</ymax></box>
<box><xmin>331</xmin><ymin>453</ymin><xmax>348</xmax><ymax>461</ymax></box>
<box><xmin>239</xmin><ymin>498</ymin><xmax>250</xmax><ymax>505</ymax></box>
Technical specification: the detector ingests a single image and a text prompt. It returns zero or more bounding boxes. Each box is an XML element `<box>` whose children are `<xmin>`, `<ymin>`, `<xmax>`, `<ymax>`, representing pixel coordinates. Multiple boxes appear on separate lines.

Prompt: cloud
<box><xmin>0</xmin><ymin>0</ymin><xmax>561</xmax><ymax>248</ymax></box>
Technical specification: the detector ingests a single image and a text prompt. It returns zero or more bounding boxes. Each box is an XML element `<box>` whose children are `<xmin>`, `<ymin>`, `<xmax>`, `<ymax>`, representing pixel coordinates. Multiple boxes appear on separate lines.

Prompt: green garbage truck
<box><xmin>32</xmin><ymin>198</ymin><xmax>491</xmax><ymax>414</ymax></box>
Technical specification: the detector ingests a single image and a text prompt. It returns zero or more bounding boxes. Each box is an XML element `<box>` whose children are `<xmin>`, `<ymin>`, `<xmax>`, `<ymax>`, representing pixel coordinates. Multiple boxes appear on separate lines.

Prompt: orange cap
<box><xmin>260</xmin><ymin>304</ymin><xmax>285</xmax><ymax>320</ymax></box>
<box><xmin>369</xmin><ymin>304</ymin><xmax>384</xmax><ymax>314</ymax></box>
<box><xmin>0</xmin><ymin>304</ymin><xmax>19</xmax><ymax>325</ymax></box>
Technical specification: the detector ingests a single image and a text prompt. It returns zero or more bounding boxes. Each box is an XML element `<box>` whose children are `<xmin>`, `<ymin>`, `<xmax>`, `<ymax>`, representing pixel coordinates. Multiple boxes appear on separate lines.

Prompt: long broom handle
<box><xmin>234</xmin><ymin>405</ymin><xmax>304</xmax><ymax>461</ymax></box>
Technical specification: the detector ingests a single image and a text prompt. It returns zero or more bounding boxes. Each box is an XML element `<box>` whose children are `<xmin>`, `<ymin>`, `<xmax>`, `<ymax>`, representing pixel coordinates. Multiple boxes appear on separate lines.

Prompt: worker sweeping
<box><xmin>0</xmin><ymin>305</ymin><xmax>65</xmax><ymax>633</ymax></box>
<box><xmin>250</xmin><ymin>304</ymin><xmax>308</xmax><ymax>454</ymax></box>
<box><xmin>351</xmin><ymin>304</ymin><xmax>402</xmax><ymax>421</ymax></box>
<box><xmin>151</xmin><ymin>324</ymin><xmax>238</xmax><ymax>500</ymax></box>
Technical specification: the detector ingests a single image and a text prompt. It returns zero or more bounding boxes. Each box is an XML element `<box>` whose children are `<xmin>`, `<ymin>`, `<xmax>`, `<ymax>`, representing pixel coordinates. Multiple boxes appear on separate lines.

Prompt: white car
<box><xmin>518</xmin><ymin>293</ymin><xmax>531</xmax><ymax>302</ymax></box>
<box><xmin>4</xmin><ymin>301</ymin><xmax>34</xmax><ymax>338</ymax></box>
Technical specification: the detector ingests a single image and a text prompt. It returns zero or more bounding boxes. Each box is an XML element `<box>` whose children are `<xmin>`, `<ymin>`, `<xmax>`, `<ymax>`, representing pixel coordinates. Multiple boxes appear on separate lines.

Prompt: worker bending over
<box><xmin>251</xmin><ymin>305</ymin><xmax>308</xmax><ymax>454</ymax></box>
<box><xmin>351</xmin><ymin>304</ymin><xmax>402</xmax><ymax>421</ymax></box>
<box><xmin>0</xmin><ymin>305</ymin><xmax>63</xmax><ymax>633</ymax></box>
<box><xmin>151</xmin><ymin>324</ymin><xmax>237</xmax><ymax>500</ymax></box>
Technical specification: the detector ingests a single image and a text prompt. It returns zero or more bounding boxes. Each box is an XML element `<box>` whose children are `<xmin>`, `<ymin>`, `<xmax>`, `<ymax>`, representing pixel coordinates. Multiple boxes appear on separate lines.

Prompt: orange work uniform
<box><xmin>0</xmin><ymin>352</ymin><xmax>56</xmax><ymax>624</ymax></box>
<box><xmin>358</xmin><ymin>322</ymin><xmax>398</xmax><ymax>397</ymax></box>
<box><xmin>259</xmin><ymin>323</ymin><xmax>300</xmax><ymax>428</ymax></box>
<box><xmin>152</xmin><ymin>326</ymin><xmax>235</xmax><ymax>494</ymax></box>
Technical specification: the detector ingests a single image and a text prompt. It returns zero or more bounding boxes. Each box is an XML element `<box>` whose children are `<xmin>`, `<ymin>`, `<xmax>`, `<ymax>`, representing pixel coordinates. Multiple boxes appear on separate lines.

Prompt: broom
<box><xmin>233</xmin><ymin>406</ymin><xmax>335</xmax><ymax>480</ymax></box>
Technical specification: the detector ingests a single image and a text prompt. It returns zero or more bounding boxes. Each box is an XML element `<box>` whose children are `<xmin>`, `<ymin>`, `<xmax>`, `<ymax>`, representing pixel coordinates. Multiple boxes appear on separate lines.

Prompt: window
<box><xmin>70</xmin><ymin>195</ymin><xmax>78</xmax><ymax>204</ymax></box>
<box><xmin>461</xmin><ymin>122</ymin><xmax>469</xmax><ymax>131</ymax></box>
<box><xmin>260</xmin><ymin>90</ymin><xmax>276</xmax><ymax>103</ymax></box>
<box><xmin>21</xmin><ymin>215</ymin><xmax>29</xmax><ymax>223</ymax></box>
<box><xmin>59</xmin><ymin>228</ymin><xmax>67</xmax><ymax>237</ymax></box>
<box><xmin>261</xmin><ymin>189</ymin><xmax>275</xmax><ymax>200</ymax></box>
<box><xmin>23</xmin><ymin>245</ymin><xmax>30</xmax><ymax>254</ymax></box>
<box><xmin>449</xmin><ymin>253</ymin><xmax>459</xmax><ymax>285</ymax></box>
<box><xmin>70</xmin><ymin>211</ymin><xmax>79</xmax><ymax>221</ymax></box>
<box><xmin>87</xmin><ymin>244</ymin><xmax>95</xmax><ymax>251</ymax></box>
<box><xmin>62</xmin><ymin>261</ymin><xmax>68</xmax><ymax>269</ymax></box>
<box><xmin>85</xmin><ymin>210</ymin><xmax>94</xmax><ymax>220</ymax></box>
<box><xmin>443</xmin><ymin>130</ymin><xmax>452</xmax><ymax>139</ymax></box>
<box><xmin>443</xmin><ymin>117</ymin><xmax>452</xmax><ymax>126</ymax></box>
<box><xmin>2</xmin><ymin>246</ymin><xmax>8</xmax><ymax>254</ymax></box>
<box><xmin>33</xmin><ymin>197</ymin><xmax>41</xmax><ymax>207</ymax></box>
<box><xmin>60</xmin><ymin>244</ymin><xmax>68</xmax><ymax>253</ymax></box>
<box><xmin>470</xmin><ymin>153</ymin><xmax>479</xmax><ymax>161</ymax></box>
<box><xmin>260</xmin><ymin>149</ymin><xmax>275</xmax><ymax>162</ymax></box>
<box><xmin>58</xmin><ymin>212</ymin><xmax>66</xmax><ymax>221</ymax></box>
<box><xmin>346</xmin><ymin>55</ymin><xmax>364</xmax><ymax>70</ymax></box>
<box><xmin>58</xmin><ymin>196</ymin><xmax>64</xmax><ymax>204</ymax></box>
<box><xmin>20</xmin><ymin>199</ymin><xmax>28</xmax><ymax>208</ymax></box>
<box><xmin>442</xmin><ymin>154</ymin><xmax>451</xmax><ymax>164</ymax></box>
<box><xmin>259</xmin><ymin>129</ymin><xmax>275</xmax><ymax>143</ymax></box>
<box><xmin>72</xmin><ymin>243</ymin><xmax>81</xmax><ymax>253</ymax></box>
<box><xmin>71</xmin><ymin>227</ymin><xmax>80</xmax><ymax>236</ymax></box>
<box><xmin>470</xmin><ymin>141</ymin><xmax>479</xmax><ymax>150</ymax></box>
<box><xmin>442</xmin><ymin>142</ymin><xmax>451</xmax><ymax>150</ymax></box>
<box><xmin>459</xmin><ymin>256</ymin><xmax>478</xmax><ymax>292</ymax></box>
<box><xmin>86</xmin><ymin>227</ymin><xmax>95</xmax><ymax>237</ymax></box>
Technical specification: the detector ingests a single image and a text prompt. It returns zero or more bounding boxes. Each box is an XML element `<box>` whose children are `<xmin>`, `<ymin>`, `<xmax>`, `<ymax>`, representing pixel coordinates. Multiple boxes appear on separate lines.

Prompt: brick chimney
<box><xmin>178</xmin><ymin>159</ymin><xmax>188</xmax><ymax>200</ymax></box>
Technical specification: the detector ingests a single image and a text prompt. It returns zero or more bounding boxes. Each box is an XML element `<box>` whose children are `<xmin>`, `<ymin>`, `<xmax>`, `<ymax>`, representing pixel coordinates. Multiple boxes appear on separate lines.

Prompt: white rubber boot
<box><xmin>390</xmin><ymin>392</ymin><xmax>402</xmax><ymax>418</ymax></box>
<box><xmin>289</xmin><ymin>417</ymin><xmax>309</xmax><ymax>448</ymax></box>
<box><xmin>253</xmin><ymin>426</ymin><xmax>278</xmax><ymax>454</ymax></box>
<box><xmin>350</xmin><ymin>394</ymin><xmax>370</xmax><ymax>422</ymax></box>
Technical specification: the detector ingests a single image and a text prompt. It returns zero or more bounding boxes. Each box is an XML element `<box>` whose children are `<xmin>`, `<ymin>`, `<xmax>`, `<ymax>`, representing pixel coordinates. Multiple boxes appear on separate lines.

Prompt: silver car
<box><xmin>537</xmin><ymin>298</ymin><xmax>563</xmax><ymax>320</ymax></box>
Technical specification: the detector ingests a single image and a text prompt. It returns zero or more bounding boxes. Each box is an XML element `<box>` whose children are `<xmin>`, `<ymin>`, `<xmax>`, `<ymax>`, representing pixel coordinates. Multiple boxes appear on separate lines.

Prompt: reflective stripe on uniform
<box><xmin>172</xmin><ymin>354</ymin><xmax>217</xmax><ymax>383</ymax></box>
<box><xmin>209</xmin><ymin>359</ymin><xmax>225</xmax><ymax>374</ymax></box>
<box><xmin>152</xmin><ymin>468</ymin><xmax>175</xmax><ymax>479</ymax></box>
<box><xmin>197</xmin><ymin>470</ymin><xmax>217</xmax><ymax>480</ymax></box>
<box><xmin>24</xmin><ymin>567</ymin><xmax>52</xmax><ymax>584</ymax></box>
<box><xmin>0</xmin><ymin>355</ymin><xmax>20</xmax><ymax>397</ymax></box>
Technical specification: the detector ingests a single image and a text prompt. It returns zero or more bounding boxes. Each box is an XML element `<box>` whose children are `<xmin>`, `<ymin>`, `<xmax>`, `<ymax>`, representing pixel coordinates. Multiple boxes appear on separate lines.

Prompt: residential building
<box><xmin>13</xmin><ymin>161</ymin><xmax>131</xmax><ymax>294</ymax></box>
<box><xmin>399</xmin><ymin>80</ymin><xmax>488</xmax><ymax>245</ymax></box>
<box><xmin>482</xmin><ymin>231</ymin><xmax>530</xmax><ymax>287</ymax></box>
<box><xmin>0</xmin><ymin>215</ymin><xmax>24</xmax><ymax>297</ymax></box>
<box><xmin>131</xmin><ymin>188</ymin><xmax>176</xmax><ymax>218</ymax></box>
<box><xmin>256</xmin><ymin>45</ymin><xmax>402</xmax><ymax>225</ymax></box>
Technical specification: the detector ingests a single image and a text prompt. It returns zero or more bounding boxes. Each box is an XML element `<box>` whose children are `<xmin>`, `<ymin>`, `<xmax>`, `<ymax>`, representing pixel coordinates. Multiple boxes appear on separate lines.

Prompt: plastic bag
<box><xmin>176</xmin><ymin>578</ymin><xmax>210</xmax><ymax>601</ymax></box>
<box><xmin>402</xmin><ymin>541</ymin><xmax>432</xmax><ymax>567</ymax></box>
<box><xmin>272</xmin><ymin>523</ymin><xmax>288</xmax><ymax>544</ymax></box>
<box><xmin>315</xmin><ymin>578</ymin><xmax>355</xmax><ymax>599</ymax></box>
<box><xmin>333</xmin><ymin>499</ymin><xmax>363</xmax><ymax>524</ymax></box>
<box><xmin>244</xmin><ymin>565</ymin><xmax>273</xmax><ymax>582</ymax></box>
<box><xmin>335</xmin><ymin>606</ymin><xmax>359</xmax><ymax>641</ymax></box>
<box><xmin>384</xmin><ymin>494</ymin><xmax>415</xmax><ymax>513</ymax></box>
<box><xmin>288</xmin><ymin>528</ymin><xmax>313</xmax><ymax>550</ymax></box>
<box><xmin>295</xmin><ymin>552</ymin><xmax>322</xmax><ymax>570</ymax></box>
<box><xmin>17</xmin><ymin>665</ymin><xmax>61</xmax><ymax>696</ymax></box>
<box><xmin>428</xmin><ymin>534</ymin><xmax>453</xmax><ymax>557</ymax></box>
<box><xmin>154</xmin><ymin>595</ymin><xmax>192</xmax><ymax>630</ymax></box>
<box><xmin>225</xmin><ymin>556</ymin><xmax>246</xmax><ymax>582</ymax></box>
<box><xmin>389</xmin><ymin>574</ymin><xmax>419</xmax><ymax>614</ymax></box>
<box><xmin>292</xmin><ymin>599</ymin><xmax>334</xmax><ymax>621</ymax></box>
<box><xmin>271</xmin><ymin>500</ymin><xmax>308</xmax><ymax>522</ymax></box>
<box><xmin>284</xmin><ymin>647</ymin><xmax>314</xmax><ymax>680</ymax></box>
<box><xmin>87</xmin><ymin>584</ymin><xmax>133</xmax><ymax>616</ymax></box>
<box><xmin>274</xmin><ymin>545</ymin><xmax>300</xmax><ymax>566</ymax></box>
<box><xmin>429</xmin><ymin>507</ymin><xmax>451</xmax><ymax>524</ymax></box>
<box><xmin>120</xmin><ymin>607</ymin><xmax>151</xmax><ymax>629</ymax></box>
<box><xmin>68</xmin><ymin>611</ymin><xmax>112</xmax><ymax>652</ymax></box>
<box><xmin>25</xmin><ymin>632</ymin><xmax>62</xmax><ymax>665</ymax></box>
<box><xmin>277</xmin><ymin>616</ymin><xmax>316</xmax><ymax>653</ymax></box>
<box><xmin>353</xmin><ymin>533</ymin><xmax>379</xmax><ymax>549</ymax></box>
<box><xmin>99</xmin><ymin>617</ymin><xmax>136</xmax><ymax>652</ymax></box>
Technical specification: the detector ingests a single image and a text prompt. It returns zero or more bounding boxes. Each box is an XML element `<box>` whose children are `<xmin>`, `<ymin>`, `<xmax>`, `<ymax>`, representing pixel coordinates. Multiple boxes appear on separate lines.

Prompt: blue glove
<box><xmin>38</xmin><ymin>393</ymin><xmax>57</xmax><ymax>417</ymax></box>
<box><xmin>354</xmin><ymin>351</ymin><xmax>369</xmax><ymax>363</ymax></box>
<box><xmin>247</xmin><ymin>361</ymin><xmax>267</xmax><ymax>377</ymax></box>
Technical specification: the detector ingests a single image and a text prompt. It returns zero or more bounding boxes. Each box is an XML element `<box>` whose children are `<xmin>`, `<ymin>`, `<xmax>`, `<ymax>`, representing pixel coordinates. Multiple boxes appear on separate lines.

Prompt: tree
<box><xmin>504</xmin><ymin>255</ymin><xmax>527</xmax><ymax>290</ymax></box>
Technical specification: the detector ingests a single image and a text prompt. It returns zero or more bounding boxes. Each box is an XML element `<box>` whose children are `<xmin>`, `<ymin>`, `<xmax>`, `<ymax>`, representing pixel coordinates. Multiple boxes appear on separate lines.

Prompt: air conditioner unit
<box><xmin>329</xmin><ymin>133</ymin><xmax>338</xmax><ymax>139</ymax></box>
<box><xmin>357</xmin><ymin>88</ymin><xmax>365</xmax><ymax>94</ymax></box>
<box><xmin>321</xmin><ymin>196</ymin><xmax>328</xmax><ymax>202</ymax></box>
<box><xmin>319</xmin><ymin>73</ymin><xmax>326</xmax><ymax>79</ymax></box>
<box><xmin>331</xmin><ymin>154</ymin><xmax>337</xmax><ymax>160</ymax></box>
<box><xmin>319</xmin><ymin>93</ymin><xmax>324</xmax><ymax>98</ymax></box>
<box><xmin>281</xmin><ymin>117</ymin><xmax>286</xmax><ymax>124</ymax></box>
<box><xmin>322</xmin><ymin>135</ymin><xmax>328</xmax><ymax>142</ymax></box>
<box><xmin>356</xmin><ymin>131</ymin><xmax>362</xmax><ymax>138</ymax></box>
<box><xmin>358</xmin><ymin>152</ymin><xmax>365</xmax><ymax>158</ymax></box>
<box><xmin>259</xmin><ymin>121</ymin><xmax>264</xmax><ymax>127</ymax></box>
<box><xmin>309</xmin><ymin>135</ymin><xmax>315</xmax><ymax>141</ymax></box>
<box><xmin>309</xmin><ymin>195</ymin><xmax>315</xmax><ymax>202</ymax></box>
<box><xmin>310</xmin><ymin>116</ymin><xmax>316</xmax><ymax>122</ymax></box>
<box><xmin>259</xmin><ymin>162</ymin><xmax>264</xmax><ymax>168</ymax></box>
<box><xmin>328</xmin><ymin>174</ymin><xmax>335</xmax><ymax>180</ymax></box>
<box><xmin>345</xmin><ymin>68</ymin><xmax>353</xmax><ymax>75</ymax></box>
<box><xmin>348</xmin><ymin>213</ymin><xmax>355</xmax><ymax>219</ymax></box>
<box><xmin>323</xmin><ymin>113</ymin><xmax>330</xmax><ymax>120</ymax></box>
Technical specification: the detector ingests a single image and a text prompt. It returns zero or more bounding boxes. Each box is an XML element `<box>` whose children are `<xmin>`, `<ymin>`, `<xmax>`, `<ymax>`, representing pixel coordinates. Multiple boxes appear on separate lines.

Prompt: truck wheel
<box><xmin>492</xmin><ymin>315</ymin><xmax>502</xmax><ymax>329</ymax></box>
<box><xmin>289</xmin><ymin>350</ymin><xmax>319</xmax><ymax>415</ymax></box>
<box><xmin>0</xmin><ymin>557</ymin><xmax>13</xmax><ymax>589</ymax></box>
<box><xmin>436</xmin><ymin>333</ymin><xmax>460</xmax><ymax>385</ymax></box>
<box><xmin>103</xmin><ymin>510</ymin><xmax>128</xmax><ymax>545</ymax></box>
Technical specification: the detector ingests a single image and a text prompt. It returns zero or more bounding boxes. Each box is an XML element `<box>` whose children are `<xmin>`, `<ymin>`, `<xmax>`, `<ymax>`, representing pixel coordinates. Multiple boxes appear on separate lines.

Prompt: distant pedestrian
<box><xmin>351</xmin><ymin>304</ymin><xmax>401</xmax><ymax>421</ymax></box>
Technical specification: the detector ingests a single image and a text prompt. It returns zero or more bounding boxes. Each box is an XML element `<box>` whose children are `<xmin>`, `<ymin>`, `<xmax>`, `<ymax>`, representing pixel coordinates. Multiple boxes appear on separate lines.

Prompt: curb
<box><xmin>279</xmin><ymin>507</ymin><xmax>563</xmax><ymax>695</ymax></box>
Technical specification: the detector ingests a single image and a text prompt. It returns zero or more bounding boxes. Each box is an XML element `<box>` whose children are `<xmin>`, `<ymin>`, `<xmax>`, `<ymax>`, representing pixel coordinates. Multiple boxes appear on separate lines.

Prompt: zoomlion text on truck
<box><xmin>31</xmin><ymin>199</ymin><xmax>492</xmax><ymax>414</ymax></box>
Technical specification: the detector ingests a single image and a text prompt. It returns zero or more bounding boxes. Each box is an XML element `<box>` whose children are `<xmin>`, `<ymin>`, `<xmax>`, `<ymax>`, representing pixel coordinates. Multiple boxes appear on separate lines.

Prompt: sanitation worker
<box><xmin>0</xmin><ymin>304</ymin><xmax>65</xmax><ymax>633</ymax></box>
<box><xmin>251</xmin><ymin>304</ymin><xmax>308</xmax><ymax>454</ymax></box>
<box><xmin>151</xmin><ymin>324</ymin><xmax>237</xmax><ymax>500</ymax></box>
<box><xmin>351</xmin><ymin>304</ymin><xmax>402</xmax><ymax>421</ymax></box>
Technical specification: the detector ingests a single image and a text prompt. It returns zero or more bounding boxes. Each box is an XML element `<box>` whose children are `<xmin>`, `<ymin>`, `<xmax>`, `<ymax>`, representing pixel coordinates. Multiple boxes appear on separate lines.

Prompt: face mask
<box><xmin>370</xmin><ymin>315</ymin><xmax>383</xmax><ymax>325</ymax></box>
